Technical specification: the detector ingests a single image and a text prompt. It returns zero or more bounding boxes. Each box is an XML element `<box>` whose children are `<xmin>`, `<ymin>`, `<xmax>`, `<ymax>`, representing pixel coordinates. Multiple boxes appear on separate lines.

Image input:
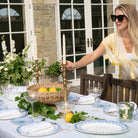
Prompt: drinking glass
<box><xmin>55</xmin><ymin>101</ymin><xmax>74</xmax><ymax>122</ymax></box>
<box><xmin>87</xmin><ymin>87</ymin><xmax>103</xmax><ymax>107</ymax></box>
<box><xmin>1</xmin><ymin>84</ymin><xmax>14</xmax><ymax>102</ymax></box>
<box><xmin>117</xmin><ymin>102</ymin><xmax>135</xmax><ymax>122</ymax></box>
<box><xmin>24</xmin><ymin>92</ymin><xmax>38</xmax><ymax>120</ymax></box>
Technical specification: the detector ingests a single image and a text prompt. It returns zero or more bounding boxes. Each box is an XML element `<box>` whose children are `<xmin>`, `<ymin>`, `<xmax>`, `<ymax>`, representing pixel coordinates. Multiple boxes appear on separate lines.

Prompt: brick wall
<box><xmin>32</xmin><ymin>0</ymin><xmax>57</xmax><ymax>65</ymax></box>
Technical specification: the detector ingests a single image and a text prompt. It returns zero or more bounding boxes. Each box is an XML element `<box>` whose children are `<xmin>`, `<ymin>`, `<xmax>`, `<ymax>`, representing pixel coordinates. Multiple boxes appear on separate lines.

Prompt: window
<box><xmin>0</xmin><ymin>0</ymin><xmax>35</xmax><ymax>61</ymax></box>
<box><xmin>56</xmin><ymin>0</ymin><xmax>117</xmax><ymax>85</ymax></box>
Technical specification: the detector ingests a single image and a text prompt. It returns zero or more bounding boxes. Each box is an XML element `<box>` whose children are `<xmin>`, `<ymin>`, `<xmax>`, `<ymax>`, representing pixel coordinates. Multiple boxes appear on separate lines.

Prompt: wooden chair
<box><xmin>80</xmin><ymin>71</ymin><xmax>112</xmax><ymax>98</ymax></box>
<box><xmin>101</xmin><ymin>75</ymin><xmax>138</xmax><ymax>105</ymax></box>
<box><xmin>80</xmin><ymin>71</ymin><xmax>138</xmax><ymax>105</ymax></box>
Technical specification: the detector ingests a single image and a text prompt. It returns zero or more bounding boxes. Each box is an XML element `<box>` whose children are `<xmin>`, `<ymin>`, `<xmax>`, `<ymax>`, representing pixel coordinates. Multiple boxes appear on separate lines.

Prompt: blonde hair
<box><xmin>115</xmin><ymin>4</ymin><xmax>138</xmax><ymax>56</ymax></box>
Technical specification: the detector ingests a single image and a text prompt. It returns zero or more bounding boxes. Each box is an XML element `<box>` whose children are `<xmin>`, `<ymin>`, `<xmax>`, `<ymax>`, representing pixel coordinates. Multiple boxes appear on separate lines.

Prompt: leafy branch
<box><xmin>15</xmin><ymin>92</ymin><xmax>60</xmax><ymax>120</ymax></box>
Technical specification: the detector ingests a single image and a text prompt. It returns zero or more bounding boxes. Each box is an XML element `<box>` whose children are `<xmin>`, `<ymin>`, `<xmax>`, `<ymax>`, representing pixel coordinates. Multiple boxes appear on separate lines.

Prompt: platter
<box><xmin>68</xmin><ymin>94</ymin><xmax>96</xmax><ymax>105</ymax></box>
<box><xmin>17</xmin><ymin>121</ymin><xmax>62</xmax><ymax>137</ymax></box>
<box><xmin>0</xmin><ymin>108</ymin><xmax>28</xmax><ymax>120</ymax></box>
<box><xmin>11</xmin><ymin>117</ymin><xmax>33</xmax><ymax>125</ymax></box>
<box><xmin>74</xmin><ymin>120</ymin><xmax>130</xmax><ymax>134</ymax></box>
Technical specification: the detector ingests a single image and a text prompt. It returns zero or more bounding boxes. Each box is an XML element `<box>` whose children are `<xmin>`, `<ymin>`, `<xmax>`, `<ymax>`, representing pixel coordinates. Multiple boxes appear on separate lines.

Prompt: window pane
<box><xmin>91</xmin><ymin>0</ymin><xmax>101</xmax><ymax>3</ymax></box>
<box><xmin>92</xmin><ymin>5</ymin><xmax>102</xmax><ymax>28</ymax></box>
<box><xmin>104</xmin><ymin>5</ymin><xmax>113</xmax><ymax>27</ymax></box>
<box><xmin>66</xmin><ymin>56</ymin><xmax>74</xmax><ymax>80</ymax></box>
<box><xmin>60</xmin><ymin>5</ymin><xmax>72</xmax><ymax>29</ymax></box>
<box><xmin>93</xmin><ymin>30</ymin><xmax>102</xmax><ymax>50</ymax></box>
<box><xmin>74</xmin><ymin>6</ymin><xmax>85</xmax><ymax>29</ymax></box>
<box><xmin>0</xmin><ymin>0</ymin><xmax>7</xmax><ymax>3</ymax></box>
<box><xmin>12</xmin><ymin>33</ymin><xmax>25</xmax><ymax>53</ymax></box>
<box><xmin>75</xmin><ymin>30</ymin><xmax>86</xmax><ymax>54</ymax></box>
<box><xmin>10</xmin><ymin>0</ymin><xmax>24</xmax><ymax>3</ymax></box>
<box><xmin>0</xmin><ymin>6</ymin><xmax>9</xmax><ymax>32</ymax></box>
<box><xmin>92</xmin><ymin>29</ymin><xmax>103</xmax><ymax>75</ymax></box>
<box><xmin>103</xmin><ymin>0</ymin><xmax>112</xmax><ymax>3</ymax></box>
<box><xmin>61</xmin><ymin>31</ymin><xmax>73</xmax><ymax>55</ymax></box>
<box><xmin>10</xmin><ymin>5</ymin><xmax>24</xmax><ymax>32</ymax></box>
<box><xmin>94</xmin><ymin>57</ymin><xmax>104</xmax><ymax>75</ymax></box>
<box><xmin>73</xmin><ymin>0</ymin><xmax>84</xmax><ymax>3</ymax></box>
<box><xmin>104</xmin><ymin>28</ymin><xmax>114</xmax><ymax>37</ymax></box>
<box><xmin>60</xmin><ymin>0</ymin><xmax>71</xmax><ymax>3</ymax></box>
<box><xmin>76</xmin><ymin>55</ymin><xmax>86</xmax><ymax>78</ymax></box>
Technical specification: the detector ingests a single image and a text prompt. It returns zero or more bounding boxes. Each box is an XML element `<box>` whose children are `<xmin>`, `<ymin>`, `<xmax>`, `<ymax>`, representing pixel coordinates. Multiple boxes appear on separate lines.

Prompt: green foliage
<box><xmin>15</xmin><ymin>92</ymin><xmax>61</xmax><ymax>120</ymax></box>
<box><xmin>70</xmin><ymin>111</ymin><xmax>104</xmax><ymax>124</ymax></box>
<box><xmin>44</xmin><ymin>61</ymin><xmax>62</xmax><ymax>77</ymax></box>
<box><xmin>0</xmin><ymin>40</ymin><xmax>46</xmax><ymax>86</ymax></box>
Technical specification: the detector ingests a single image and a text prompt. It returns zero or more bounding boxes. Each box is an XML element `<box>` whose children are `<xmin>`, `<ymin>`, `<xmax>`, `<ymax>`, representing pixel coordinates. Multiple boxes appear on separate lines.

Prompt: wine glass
<box><xmin>24</xmin><ymin>92</ymin><xmax>38</xmax><ymax>120</ymax></box>
<box><xmin>87</xmin><ymin>87</ymin><xmax>103</xmax><ymax>107</ymax></box>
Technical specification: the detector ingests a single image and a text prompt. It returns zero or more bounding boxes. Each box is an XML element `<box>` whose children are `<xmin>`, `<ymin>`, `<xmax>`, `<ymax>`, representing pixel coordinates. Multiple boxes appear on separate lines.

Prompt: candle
<box><xmin>34</xmin><ymin>35</ymin><xmax>38</xmax><ymax>60</ymax></box>
<box><xmin>63</xmin><ymin>34</ymin><xmax>66</xmax><ymax>64</ymax></box>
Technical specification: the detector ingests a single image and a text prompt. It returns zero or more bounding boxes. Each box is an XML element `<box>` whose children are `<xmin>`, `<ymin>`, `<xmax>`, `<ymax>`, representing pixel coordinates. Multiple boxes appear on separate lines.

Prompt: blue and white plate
<box><xmin>0</xmin><ymin>100</ymin><xmax>4</xmax><ymax>105</ymax></box>
<box><xmin>11</xmin><ymin>117</ymin><xmax>33</xmax><ymax>125</ymax></box>
<box><xmin>0</xmin><ymin>108</ymin><xmax>28</xmax><ymax>120</ymax></box>
<box><xmin>0</xmin><ymin>106</ymin><xmax>8</xmax><ymax>110</ymax></box>
<box><xmin>92</xmin><ymin>102</ymin><xmax>111</xmax><ymax>108</ymax></box>
<box><xmin>17</xmin><ymin>121</ymin><xmax>62</xmax><ymax>137</ymax></box>
<box><xmin>68</xmin><ymin>93</ymin><xmax>97</xmax><ymax>105</ymax></box>
<box><xmin>74</xmin><ymin>120</ymin><xmax>130</xmax><ymax>134</ymax></box>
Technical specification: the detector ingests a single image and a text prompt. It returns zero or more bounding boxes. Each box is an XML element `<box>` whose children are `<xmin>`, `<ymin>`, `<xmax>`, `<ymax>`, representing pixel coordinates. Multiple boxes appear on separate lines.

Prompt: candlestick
<box><xmin>63</xmin><ymin>34</ymin><xmax>66</xmax><ymax>64</ymax></box>
<box><xmin>35</xmin><ymin>60</ymin><xmax>39</xmax><ymax>84</ymax></box>
<box><xmin>63</xmin><ymin>64</ymin><xmax>68</xmax><ymax>101</ymax></box>
<box><xmin>34</xmin><ymin>35</ymin><xmax>38</xmax><ymax>60</ymax></box>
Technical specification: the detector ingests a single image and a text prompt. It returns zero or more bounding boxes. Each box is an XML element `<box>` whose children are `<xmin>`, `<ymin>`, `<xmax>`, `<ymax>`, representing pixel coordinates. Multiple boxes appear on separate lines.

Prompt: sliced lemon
<box><xmin>49</xmin><ymin>87</ymin><xmax>57</xmax><ymax>92</ymax></box>
<box><xmin>38</xmin><ymin>87</ymin><xmax>48</xmax><ymax>92</ymax></box>
<box><xmin>64</xmin><ymin>112</ymin><xmax>74</xmax><ymax>123</ymax></box>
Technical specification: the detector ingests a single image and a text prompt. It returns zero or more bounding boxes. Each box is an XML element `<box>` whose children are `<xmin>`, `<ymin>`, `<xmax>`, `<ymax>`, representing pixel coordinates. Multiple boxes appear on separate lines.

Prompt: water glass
<box><xmin>117</xmin><ymin>102</ymin><xmax>135</xmax><ymax>122</ymax></box>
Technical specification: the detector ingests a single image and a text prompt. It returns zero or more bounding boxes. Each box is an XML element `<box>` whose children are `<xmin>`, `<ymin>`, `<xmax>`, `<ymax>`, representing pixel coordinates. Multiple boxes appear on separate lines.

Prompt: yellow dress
<box><xmin>102</xmin><ymin>31</ymin><xmax>138</xmax><ymax>80</ymax></box>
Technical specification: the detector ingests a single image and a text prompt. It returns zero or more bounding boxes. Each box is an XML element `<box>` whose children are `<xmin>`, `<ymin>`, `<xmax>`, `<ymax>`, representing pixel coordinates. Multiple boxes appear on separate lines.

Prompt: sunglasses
<box><xmin>111</xmin><ymin>15</ymin><xmax>126</xmax><ymax>22</ymax></box>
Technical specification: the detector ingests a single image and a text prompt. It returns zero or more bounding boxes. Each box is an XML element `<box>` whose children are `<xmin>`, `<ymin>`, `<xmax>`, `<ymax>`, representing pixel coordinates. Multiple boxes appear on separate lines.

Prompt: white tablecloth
<box><xmin>0</xmin><ymin>92</ymin><xmax>138</xmax><ymax>138</ymax></box>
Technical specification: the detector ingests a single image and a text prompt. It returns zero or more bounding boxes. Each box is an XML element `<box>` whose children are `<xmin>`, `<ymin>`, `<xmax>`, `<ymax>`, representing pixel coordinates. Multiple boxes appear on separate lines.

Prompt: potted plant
<box><xmin>44</xmin><ymin>61</ymin><xmax>62</xmax><ymax>82</ymax></box>
<box><xmin>0</xmin><ymin>36</ymin><xmax>46</xmax><ymax>100</ymax></box>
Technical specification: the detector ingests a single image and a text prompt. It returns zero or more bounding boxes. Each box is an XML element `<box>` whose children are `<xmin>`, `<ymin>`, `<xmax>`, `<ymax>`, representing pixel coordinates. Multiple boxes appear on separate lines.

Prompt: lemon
<box><xmin>38</xmin><ymin>87</ymin><xmax>48</xmax><ymax>92</ymax></box>
<box><xmin>49</xmin><ymin>87</ymin><xmax>57</xmax><ymax>92</ymax></box>
<box><xmin>64</xmin><ymin>112</ymin><xmax>74</xmax><ymax>123</ymax></box>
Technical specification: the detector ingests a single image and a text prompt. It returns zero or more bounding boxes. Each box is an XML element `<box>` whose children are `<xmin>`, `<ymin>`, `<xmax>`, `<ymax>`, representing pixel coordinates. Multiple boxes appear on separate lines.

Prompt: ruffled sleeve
<box><xmin>101</xmin><ymin>32</ymin><xmax>120</xmax><ymax>66</ymax></box>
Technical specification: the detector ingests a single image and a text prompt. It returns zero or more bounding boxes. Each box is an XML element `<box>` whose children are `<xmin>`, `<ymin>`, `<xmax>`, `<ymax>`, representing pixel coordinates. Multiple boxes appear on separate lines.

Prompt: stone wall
<box><xmin>118</xmin><ymin>0</ymin><xmax>136</xmax><ymax>5</ymax></box>
<box><xmin>32</xmin><ymin>0</ymin><xmax>57</xmax><ymax>66</ymax></box>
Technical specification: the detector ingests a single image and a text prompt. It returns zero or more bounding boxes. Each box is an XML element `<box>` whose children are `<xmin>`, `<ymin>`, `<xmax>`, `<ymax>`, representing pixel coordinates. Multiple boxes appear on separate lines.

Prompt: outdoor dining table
<box><xmin>0</xmin><ymin>92</ymin><xmax>138</xmax><ymax>138</ymax></box>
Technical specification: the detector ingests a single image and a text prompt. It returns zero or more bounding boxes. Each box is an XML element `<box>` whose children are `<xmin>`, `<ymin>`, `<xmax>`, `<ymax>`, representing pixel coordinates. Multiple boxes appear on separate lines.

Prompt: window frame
<box><xmin>0</xmin><ymin>0</ymin><xmax>36</xmax><ymax>60</ymax></box>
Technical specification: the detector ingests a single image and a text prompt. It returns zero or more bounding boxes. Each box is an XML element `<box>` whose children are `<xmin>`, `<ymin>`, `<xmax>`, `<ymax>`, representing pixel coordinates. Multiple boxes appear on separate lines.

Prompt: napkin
<box><xmin>21</xmin><ymin>122</ymin><xmax>54</xmax><ymax>134</ymax></box>
<box><xmin>0</xmin><ymin>109</ymin><xmax>21</xmax><ymax>119</ymax></box>
<box><xmin>77</xmin><ymin>95</ymin><xmax>95</xmax><ymax>104</ymax></box>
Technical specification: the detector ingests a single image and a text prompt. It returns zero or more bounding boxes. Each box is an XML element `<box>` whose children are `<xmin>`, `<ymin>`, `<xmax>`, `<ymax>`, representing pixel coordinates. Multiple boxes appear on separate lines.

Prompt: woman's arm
<box><xmin>61</xmin><ymin>43</ymin><xmax>106</xmax><ymax>70</ymax></box>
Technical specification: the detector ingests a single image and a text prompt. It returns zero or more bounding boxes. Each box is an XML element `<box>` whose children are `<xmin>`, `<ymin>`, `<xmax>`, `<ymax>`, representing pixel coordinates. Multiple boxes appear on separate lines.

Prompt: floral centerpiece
<box><xmin>0</xmin><ymin>36</ymin><xmax>46</xmax><ymax>86</ymax></box>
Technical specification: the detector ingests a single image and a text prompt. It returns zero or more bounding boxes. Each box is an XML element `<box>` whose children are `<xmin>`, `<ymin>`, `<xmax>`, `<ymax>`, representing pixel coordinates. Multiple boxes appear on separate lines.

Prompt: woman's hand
<box><xmin>60</xmin><ymin>60</ymin><xmax>76</xmax><ymax>70</ymax></box>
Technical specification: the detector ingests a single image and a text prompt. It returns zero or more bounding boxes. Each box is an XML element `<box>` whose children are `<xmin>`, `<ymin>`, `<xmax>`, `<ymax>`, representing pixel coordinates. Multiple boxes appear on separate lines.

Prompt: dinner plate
<box><xmin>0</xmin><ymin>106</ymin><xmax>8</xmax><ymax>110</ymax></box>
<box><xmin>17</xmin><ymin>121</ymin><xmax>62</xmax><ymax>137</ymax></box>
<box><xmin>0</xmin><ymin>108</ymin><xmax>28</xmax><ymax>120</ymax></box>
<box><xmin>68</xmin><ymin>95</ymin><xmax>97</xmax><ymax>105</ymax></box>
<box><xmin>11</xmin><ymin>117</ymin><xmax>33</xmax><ymax>125</ymax></box>
<box><xmin>74</xmin><ymin>120</ymin><xmax>130</xmax><ymax>134</ymax></box>
<box><xmin>92</xmin><ymin>102</ymin><xmax>111</xmax><ymax>108</ymax></box>
<box><xmin>0</xmin><ymin>100</ymin><xmax>4</xmax><ymax>105</ymax></box>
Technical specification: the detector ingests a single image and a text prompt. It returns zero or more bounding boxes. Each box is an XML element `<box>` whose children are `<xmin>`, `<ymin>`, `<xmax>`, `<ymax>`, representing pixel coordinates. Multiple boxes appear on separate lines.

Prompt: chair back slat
<box><xmin>107</xmin><ymin>76</ymin><xmax>138</xmax><ymax>105</ymax></box>
<box><xmin>80</xmin><ymin>71</ymin><xmax>138</xmax><ymax>105</ymax></box>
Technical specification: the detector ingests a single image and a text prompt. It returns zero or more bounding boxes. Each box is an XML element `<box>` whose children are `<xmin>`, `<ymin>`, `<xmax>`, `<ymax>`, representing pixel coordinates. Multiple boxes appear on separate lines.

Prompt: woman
<box><xmin>61</xmin><ymin>4</ymin><xmax>138</xmax><ymax>80</ymax></box>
